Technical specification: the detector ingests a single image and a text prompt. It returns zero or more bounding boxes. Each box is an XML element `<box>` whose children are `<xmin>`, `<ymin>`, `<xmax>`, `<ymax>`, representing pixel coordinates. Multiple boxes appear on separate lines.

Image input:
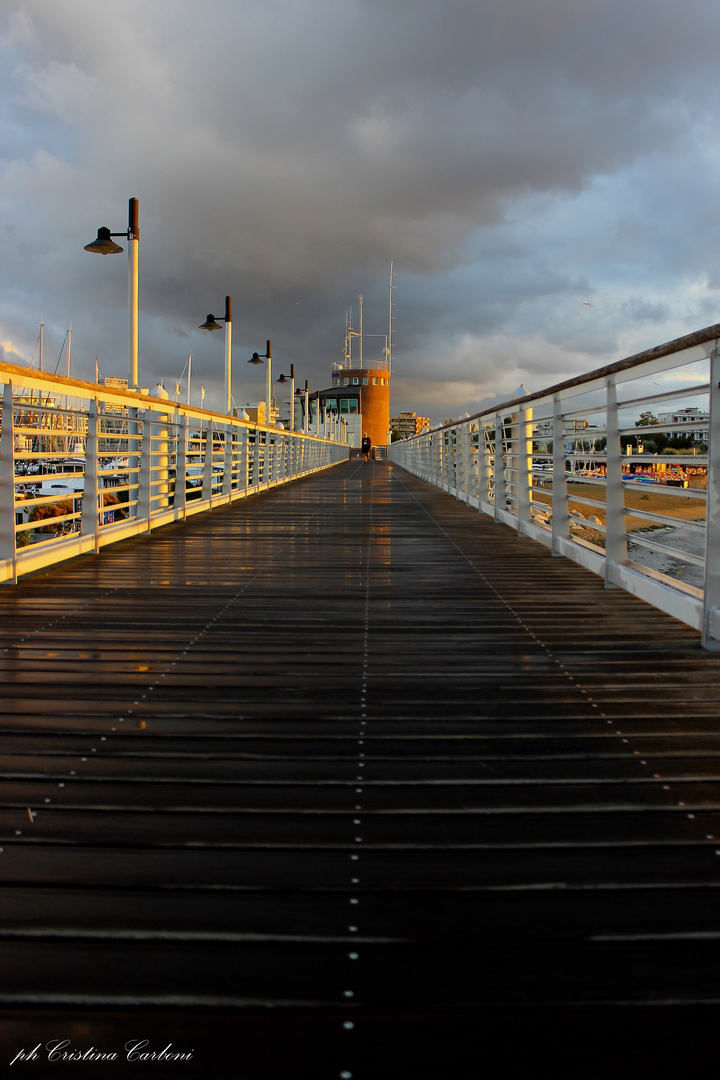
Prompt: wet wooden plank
<box><xmin>1</xmin><ymin>460</ymin><xmax>719</xmax><ymax>1076</ymax></box>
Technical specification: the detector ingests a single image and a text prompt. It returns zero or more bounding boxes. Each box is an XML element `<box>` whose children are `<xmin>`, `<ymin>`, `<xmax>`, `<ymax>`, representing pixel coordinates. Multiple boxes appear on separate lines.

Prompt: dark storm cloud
<box><xmin>2</xmin><ymin>0</ymin><xmax>720</xmax><ymax>416</ymax></box>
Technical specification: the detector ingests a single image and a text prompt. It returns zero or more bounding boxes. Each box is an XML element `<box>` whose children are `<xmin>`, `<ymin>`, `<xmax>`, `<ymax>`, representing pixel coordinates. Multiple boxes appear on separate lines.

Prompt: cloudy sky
<box><xmin>2</xmin><ymin>0</ymin><xmax>720</xmax><ymax>421</ymax></box>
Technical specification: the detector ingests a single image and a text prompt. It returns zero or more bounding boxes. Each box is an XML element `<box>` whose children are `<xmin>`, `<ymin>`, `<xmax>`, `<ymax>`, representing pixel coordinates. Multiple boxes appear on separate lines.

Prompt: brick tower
<box><xmin>330</xmin><ymin>295</ymin><xmax>391</xmax><ymax>448</ymax></box>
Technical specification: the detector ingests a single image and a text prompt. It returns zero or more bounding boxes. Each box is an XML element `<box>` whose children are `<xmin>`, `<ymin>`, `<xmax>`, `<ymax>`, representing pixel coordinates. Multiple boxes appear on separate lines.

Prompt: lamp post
<box><xmin>317</xmin><ymin>390</ymin><xmax>325</xmax><ymax>436</ymax></box>
<box><xmin>84</xmin><ymin>197</ymin><xmax>139</xmax><ymax>388</ymax></box>
<box><xmin>248</xmin><ymin>340</ymin><xmax>272</xmax><ymax>426</ymax></box>
<box><xmin>294</xmin><ymin>381</ymin><xmax>309</xmax><ymax>434</ymax></box>
<box><xmin>276</xmin><ymin>364</ymin><xmax>295</xmax><ymax>431</ymax></box>
<box><xmin>198</xmin><ymin>296</ymin><xmax>232</xmax><ymax>414</ymax></box>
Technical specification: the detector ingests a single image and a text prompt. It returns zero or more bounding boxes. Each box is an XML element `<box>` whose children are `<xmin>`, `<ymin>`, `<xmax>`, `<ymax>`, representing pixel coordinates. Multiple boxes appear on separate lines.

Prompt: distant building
<box><xmin>390</xmin><ymin>411</ymin><xmax>430</xmax><ymax>439</ymax></box>
<box><xmin>657</xmin><ymin>407</ymin><xmax>709</xmax><ymax>443</ymax></box>
<box><xmin>98</xmin><ymin>376</ymin><xmax>129</xmax><ymax>391</ymax></box>
<box><xmin>330</xmin><ymin>364</ymin><xmax>390</xmax><ymax>447</ymax></box>
<box><xmin>308</xmin><ymin>385</ymin><xmax>363</xmax><ymax>447</ymax></box>
<box><xmin>242</xmin><ymin>401</ymin><xmax>278</xmax><ymax>427</ymax></box>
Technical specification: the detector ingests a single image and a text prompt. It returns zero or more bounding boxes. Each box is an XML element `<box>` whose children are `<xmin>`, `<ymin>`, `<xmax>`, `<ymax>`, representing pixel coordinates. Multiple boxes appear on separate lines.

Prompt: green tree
<box><xmin>101</xmin><ymin>492</ymin><xmax>126</xmax><ymax>519</ymax></box>
<box><xmin>635</xmin><ymin>411</ymin><xmax>658</xmax><ymax>427</ymax></box>
<box><xmin>29</xmin><ymin>500</ymin><xmax>73</xmax><ymax>534</ymax></box>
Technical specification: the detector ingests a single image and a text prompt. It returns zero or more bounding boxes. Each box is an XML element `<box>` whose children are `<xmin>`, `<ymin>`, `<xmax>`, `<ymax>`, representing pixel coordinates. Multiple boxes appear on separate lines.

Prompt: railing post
<box><xmin>254</xmin><ymin>429</ymin><xmax>261</xmax><ymax>491</ymax></box>
<box><xmin>702</xmin><ymin>345</ymin><xmax>720</xmax><ymax>649</ymax></box>
<box><xmin>458</xmin><ymin>425</ymin><xmax>468</xmax><ymax>501</ymax></box>
<box><xmin>517</xmin><ymin>403</ymin><xmax>533</xmax><ymax>535</ymax></box>
<box><xmin>137</xmin><ymin>408</ymin><xmax>152</xmax><ymax>530</ymax></box>
<box><xmin>154</xmin><ymin>407</ymin><xmax>170</xmax><ymax>512</ymax></box>
<box><xmin>0</xmin><ymin>381</ymin><xmax>17</xmax><ymax>582</ymax></box>
<box><xmin>174</xmin><ymin>413</ymin><xmax>187</xmax><ymax>516</ymax></box>
<box><xmin>127</xmin><ymin>406</ymin><xmax>140</xmax><ymax>521</ymax></box>
<box><xmin>452</xmin><ymin>427</ymin><xmax>460</xmax><ymax>498</ymax></box>
<box><xmin>466</xmin><ymin>425</ymin><xmax>473</xmax><ymax>501</ymax></box>
<box><xmin>437</xmin><ymin>431</ymin><xmax>444</xmax><ymax>488</ymax></box>
<box><xmin>449</xmin><ymin>428</ymin><xmax>455</xmax><ymax>492</ymax></box>
<box><xmin>493</xmin><ymin>414</ymin><xmax>503</xmax><ymax>521</ymax></box>
<box><xmin>202</xmin><ymin>422</ymin><xmax>213</xmax><ymax>503</ymax></box>
<box><xmin>223</xmin><ymin>423</ymin><xmax>233</xmax><ymax>497</ymax></box>
<box><xmin>478</xmin><ymin>424</ymin><xmax>491</xmax><ymax>507</ymax></box>
<box><xmin>474</xmin><ymin>427</ymin><xmax>483</xmax><ymax>503</ymax></box>
<box><xmin>80</xmin><ymin>398</ymin><xmax>100</xmax><ymax>553</ymax></box>
<box><xmin>605</xmin><ymin>375</ymin><xmax>628</xmax><ymax>588</ymax></box>
<box><xmin>273</xmin><ymin>434</ymin><xmax>281</xmax><ymax>486</ymax></box>
<box><xmin>552</xmin><ymin>393</ymin><xmax>570</xmax><ymax>554</ymax></box>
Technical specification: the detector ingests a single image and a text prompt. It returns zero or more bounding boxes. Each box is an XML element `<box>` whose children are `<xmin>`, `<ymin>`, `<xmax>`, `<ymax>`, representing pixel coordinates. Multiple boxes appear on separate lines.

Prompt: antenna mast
<box><xmin>388</xmin><ymin>261</ymin><xmax>394</xmax><ymax>377</ymax></box>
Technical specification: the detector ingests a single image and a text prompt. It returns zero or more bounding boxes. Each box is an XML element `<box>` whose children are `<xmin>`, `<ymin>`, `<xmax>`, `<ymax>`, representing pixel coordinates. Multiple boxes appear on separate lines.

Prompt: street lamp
<box><xmin>198</xmin><ymin>296</ymin><xmax>232</xmax><ymax>414</ymax></box>
<box><xmin>294</xmin><ymin>381</ymin><xmax>309</xmax><ymax>434</ymax></box>
<box><xmin>84</xmin><ymin>197</ymin><xmax>139</xmax><ymax>388</ymax></box>
<box><xmin>248</xmin><ymin>340</ymin><xmax>272</xmax><ymax>427</ymax></box>
<box><xmin>276</xmin><ymin>364</ymin><xmax>295</xmax><ymax>431</ymax></box>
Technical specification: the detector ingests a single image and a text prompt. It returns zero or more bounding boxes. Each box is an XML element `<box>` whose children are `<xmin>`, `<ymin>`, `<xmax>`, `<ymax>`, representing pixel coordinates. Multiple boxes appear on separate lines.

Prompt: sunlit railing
<box><xmin>0</xmin><ymin>363</ymin><xmax>347</xmax><ymax>584</ymax></box>
<box><xmin>389</xmin><ymin>324</ymin><xmax>720</xmax><ymax>651</ymax></box>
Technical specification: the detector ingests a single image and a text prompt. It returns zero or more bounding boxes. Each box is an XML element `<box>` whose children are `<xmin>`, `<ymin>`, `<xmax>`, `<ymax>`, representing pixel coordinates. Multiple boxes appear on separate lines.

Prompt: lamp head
<box><xmin>198</xmin><ymin>314</ymin><xmax>223</xmax><ymax>331</ymax></box>
<box><xmin>84</xmin><ymin>226</ymin><xmax>124</xmax><ymax>255</ymax></box>
<box><xmin>248</xmin><ymin>352</ymin><xmax>264</xmax><ymax>365</ymax></box>
<box><xmin>276</xmin><ymin>373</ymin><xmax>289</xmax><ymax>384</ymax></box>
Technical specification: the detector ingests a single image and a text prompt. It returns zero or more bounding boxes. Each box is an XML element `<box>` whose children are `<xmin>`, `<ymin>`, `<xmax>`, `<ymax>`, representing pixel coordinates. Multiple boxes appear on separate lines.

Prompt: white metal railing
<box><xmin>0</xmin><ymin>363</ymin><xmax>347</xmax><ymax>584</ymax></box>
<box><xmin>389</xmin><ymin>324</ymin><xmax>720</xmax><ymax>651</ymax></box>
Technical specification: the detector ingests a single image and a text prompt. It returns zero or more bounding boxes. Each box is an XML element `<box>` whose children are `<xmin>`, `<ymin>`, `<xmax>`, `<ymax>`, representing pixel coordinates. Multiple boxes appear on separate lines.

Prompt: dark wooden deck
<box><xmin>1</xmin><ymin>460</ymin><xmax>719</xmax><ymax>1078</ymax></box>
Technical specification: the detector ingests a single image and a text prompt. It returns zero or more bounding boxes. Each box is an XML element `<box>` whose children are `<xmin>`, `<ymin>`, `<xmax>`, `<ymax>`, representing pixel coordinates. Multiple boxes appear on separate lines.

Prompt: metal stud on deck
<box><xmin>0</xmin><ymin>461</ymin><xmax>719</xmax><ymax>1076</ymax></box>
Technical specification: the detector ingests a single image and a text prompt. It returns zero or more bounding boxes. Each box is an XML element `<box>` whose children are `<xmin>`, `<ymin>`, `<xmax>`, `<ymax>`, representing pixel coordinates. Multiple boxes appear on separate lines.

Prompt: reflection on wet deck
<box><xmin>0</xmin><ymin>460</ymin><xmax>718</xmax><ymax>1078</ymax></box>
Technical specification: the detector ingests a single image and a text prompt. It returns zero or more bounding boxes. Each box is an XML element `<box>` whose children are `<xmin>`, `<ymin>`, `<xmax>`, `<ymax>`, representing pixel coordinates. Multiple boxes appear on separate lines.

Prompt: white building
<box><xmin>657</xmin><ymin>407</ymin><xmax>709</xmax><ymax>442</ymax></box>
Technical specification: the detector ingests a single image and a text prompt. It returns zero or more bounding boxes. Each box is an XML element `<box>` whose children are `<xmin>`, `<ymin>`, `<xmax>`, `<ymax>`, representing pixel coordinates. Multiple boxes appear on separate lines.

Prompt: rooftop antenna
<box><xmin>388</xmin><ymin>260</ymin><xmax>395</xmax><ymax>377</ymax></box>
<box><xmin>30</xmin><ymin>321</ymin><xmax>44</xmax><ymax>372</ymax></box>
<box><xmin>344</xmin><ymin>310</ymin><xmax>350</xmax><ymax>367</ymax></box>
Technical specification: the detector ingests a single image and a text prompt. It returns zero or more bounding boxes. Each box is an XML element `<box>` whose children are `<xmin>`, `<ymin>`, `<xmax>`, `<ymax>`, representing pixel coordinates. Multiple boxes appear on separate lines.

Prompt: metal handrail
<box><xmin>389</xmin><ymin>324</ymin><xmax>720</xmax><ymax>651</ymax></box>
<box><xmin>0</xmin><ymin>363</ymin><xmax>347</xmax><ymax>585</ymax></box>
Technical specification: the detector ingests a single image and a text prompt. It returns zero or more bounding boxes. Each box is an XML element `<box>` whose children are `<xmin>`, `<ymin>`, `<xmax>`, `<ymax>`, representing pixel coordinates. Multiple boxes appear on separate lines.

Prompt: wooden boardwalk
<box><xmin>1</xmin><ymin>459</ymin><xmax>719</xmax><ymax>1078</ymax></box>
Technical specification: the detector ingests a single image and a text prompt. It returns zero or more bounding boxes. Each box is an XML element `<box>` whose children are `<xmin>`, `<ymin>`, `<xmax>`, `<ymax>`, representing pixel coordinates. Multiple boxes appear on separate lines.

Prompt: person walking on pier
<box><xmin>361</xmin><ymin>432</ymin><xmax>372</xmax><ymax>461</ymax></box>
